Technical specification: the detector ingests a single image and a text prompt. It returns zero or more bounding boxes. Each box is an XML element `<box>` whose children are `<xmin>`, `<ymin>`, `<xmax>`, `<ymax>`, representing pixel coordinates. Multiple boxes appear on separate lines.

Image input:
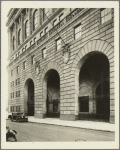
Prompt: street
<box><xmin>6</xmin><ymin>120</ymin><xmax>115</xmax><ymax>142</ymax></box>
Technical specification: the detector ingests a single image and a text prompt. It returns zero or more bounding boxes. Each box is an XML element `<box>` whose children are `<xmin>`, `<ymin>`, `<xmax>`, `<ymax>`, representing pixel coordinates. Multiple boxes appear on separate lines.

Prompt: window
<box><xmin>79</xmin><ymin>96</ymin><xmax>89</xmax><ymax>112</ymax></box>
<box><xmin>13</xmin><ymin>92</ymin><xmax>14</xmax><ymax>98</ymax></box>
<box><xmin>34</xmin><ymin>37</ymin><xmax>36</xmax><ymax>43</ymax></box>
<box><xmin>11</xmin><ymin>70</ymin><xmax>13</xmax><ymax>76</ymax></box>
<box><xmin>30</xmin><ymin>41</ymin><xmax>33</xmax><ymax>46</ymax></box>
<box><xmin>22</xmin><ymin>48</ymin><xmax>25</xmax><ymax>52</ymax></box>
<box><xmin>23</xmin><ymin>61</ymin><xmax>26</xmax><ymax>70</ymax></box>
<box><xmin>13</xmin><ymin>37</ymin><xmax>15</xmax><ymax>51</ymax></box>
<box><xmin>53</xmin><ymin>19</ymin><xmax>57</xmax><ymax>26</ymax></box>
<box><xmin>40</xmin><ymin>31</ymin><xmax>43</xmax><ymax>37</ymax></box>
<box><xmin>25</xmin><ymin>20</ymin><xmax>29</xmax><ymax>38</ymax></box>
<box><xmin>74</xmin><ymin>24</ymin><xmax>81</xmax><ymax>40</ymax></box>
<box><xmin>18</xmin><ymin>78</ymin><xmax>20</xmax><ymax>84</ymax></box>
<box><xmin>17</xmin><ymin>66</ymin><xmax>20</xmax><ymax>73</ymax></box>
<box><xmin>43</xmin><ymin>8</ymin><xmax>49</xmax><ymax>21</ymax></box>
<box><xmin>18</xmin><ymin>52</ymin><xmax>20</xmax><ymax>56</ymax></box>
<box><xmin>11</xmin><ymin>93</ymin><xmax>12</xmax><ymax>99</ymax></box>
<box><xmin>31</xmin><ymin>55</ymin><xmax>35</xmax><ymax>65</ymax></box>
<box><xmin>59</xmin><ymin>13</ymin><xmax>64</xmax><ymax>21</ymax></box>
<box><xmin>33</xmin><ymin>10</ymin><xmax>38</xmax><ymax>31</ymax></box>
<box><xmin>42</xmin><ymin>48</ymin><xmax>47</xmax><ymax>58</ymax></box>
<box><xmin>101</xmin><ymin>8</ymin><xmax>112</xmax><ymax>24</ymax></box>
<box><xmin>18</xmin><ymin>29</ymin><xmax>21</xmax><ymax>45</ymax></box>
<box><xmin>16</xmin><ymin>79</ymin><xmax>17</xmax><ymax>85</ymax></box>
<box><xmin>56</xmin><ymin>38</ymin><xmax>61</xmax><ymax>50</ymax></box>
<box><xmin>44</xmin><ymin>27</ymin><xmax>48</xmax><ymax>33</ymax></box>
<box><xmin>25</xmin><ymin>45</ymin><xmax>27</xmax><ymax>50</ymax></box>
<box><xmin>16</xmin><ymin>106</ymin><xmax>20</xmax><ymax>112</ymax></box>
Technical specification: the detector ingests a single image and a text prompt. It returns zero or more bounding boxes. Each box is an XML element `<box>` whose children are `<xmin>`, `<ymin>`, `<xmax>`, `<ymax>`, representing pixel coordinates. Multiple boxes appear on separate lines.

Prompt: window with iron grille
<box><xmin>74</xmin><ymin>24</ymin><xmax>81</xmax><ymax>40</ymax></box>
<box><xmin>79</xmin><ymin>96</ymin><xmax>89</xmax><ymax>112</ymax></box>
<box><xmin>42</xmin><ymin>48</ymin><xmax>47</xmax><ymax>58</ymax></box>
<box><xmin>101</xmin><ymin>8</ymin><xmax>112</xmax><ymax>24</ymax></box>
<box><xmin>56</xmin><ymin>38</ymin><xmax>61</xmax><ymax>51</ymax></box>
<box><xmin>33</xmin><ymin>10</ymin><xmax>38</xmax><ymax>31</ymax></box>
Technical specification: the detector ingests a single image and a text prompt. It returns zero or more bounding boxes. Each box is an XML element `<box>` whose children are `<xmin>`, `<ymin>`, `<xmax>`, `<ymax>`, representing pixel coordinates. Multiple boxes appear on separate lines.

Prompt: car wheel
<box><xmin>11</xmin><ymin>119</ymin><xmax>13</xmax><ymax>122</ymax></box>
<box><xmin>18</xmin><ymin>119</ymin><xmax>20</xmax><ymax>122</ymax></box>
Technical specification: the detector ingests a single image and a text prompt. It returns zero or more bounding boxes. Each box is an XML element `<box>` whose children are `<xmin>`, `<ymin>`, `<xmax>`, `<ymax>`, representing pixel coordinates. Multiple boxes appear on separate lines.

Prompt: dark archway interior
<box><xmin>79</xmin><ymin>53</ymin><xmax>110</xmax><ymax>120</ymax></box>
<box><xmin>27</xmin><ymin>79</ymin><xmax>34</xmax><ymax>116</ymax></box>
<box><xmin>46</xmin><ymin>69</ymin><xmax>60</xmax><ymax>118</ymax></box>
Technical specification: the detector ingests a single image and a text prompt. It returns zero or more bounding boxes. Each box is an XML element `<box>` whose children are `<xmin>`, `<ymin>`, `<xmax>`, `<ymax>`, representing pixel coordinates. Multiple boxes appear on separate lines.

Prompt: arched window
<box><xmin>25</xmin><ymin>20</ymin><xmax>29</xmax><ymax>38</ymax></box>
<box><xmin>33</xmin><ymin>10</ymin><xmax>38</xmax><ymax>31</ymax></box>
<box><xmin>13</xmin><ymin>36</ymin><xmax>15</xmax><ymax>51</ymax></box>
<box><xmin>18</xmin><ymin>29</ymin><xmax>21</xmax><ymax>45</ymax></box>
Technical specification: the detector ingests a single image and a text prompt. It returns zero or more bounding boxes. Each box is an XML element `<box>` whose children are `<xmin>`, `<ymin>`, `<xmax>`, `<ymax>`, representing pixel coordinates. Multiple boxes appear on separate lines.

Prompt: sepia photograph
<box><xmin>1</xmin><ymin>1</ymin><xmax>119</xmax><ymax>149</ymax></box>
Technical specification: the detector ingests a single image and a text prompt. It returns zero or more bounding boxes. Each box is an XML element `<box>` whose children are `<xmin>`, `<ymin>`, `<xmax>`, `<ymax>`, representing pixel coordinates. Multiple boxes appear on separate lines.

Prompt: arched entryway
<box><xmin>72</xmin><ymin>39</ymin><xmax>114</xmax><ymax>123</ymax></box>
<box><xmin>78</xmin><ymin>53</ymin><xmax>110</xmax><ymax>121</ymax></box>
<box><xmin>43</xmin><ymin>69</ymin><xmax>60</xmax><ymax>118</ymax></box>
<box><xmin>24</xmin><ymin>79</ymin><xmax>34</xmax><ymax>116</ymax></box>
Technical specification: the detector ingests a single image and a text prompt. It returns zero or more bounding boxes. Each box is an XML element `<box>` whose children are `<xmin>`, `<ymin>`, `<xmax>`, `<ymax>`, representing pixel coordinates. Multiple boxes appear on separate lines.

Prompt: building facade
<box><xmin>7</xmin><ymin>8</ymin><xmax>115</xmax><ymax>123</ymax></box>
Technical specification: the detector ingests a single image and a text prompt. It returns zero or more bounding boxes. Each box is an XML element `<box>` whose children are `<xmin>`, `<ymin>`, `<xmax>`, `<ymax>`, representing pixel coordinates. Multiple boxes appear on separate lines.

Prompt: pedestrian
<box><xmin>6</xmin><ymin>126</ymin><xmax>17</xmax><ymax>142</ymax></box>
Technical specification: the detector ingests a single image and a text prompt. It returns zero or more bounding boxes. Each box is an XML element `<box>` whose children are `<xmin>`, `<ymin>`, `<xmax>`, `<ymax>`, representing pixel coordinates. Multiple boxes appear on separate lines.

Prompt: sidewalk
<box><xmin>28</xmin><ymin>117</ymin><xmax>115</xmax><ymax>132</ymax></box>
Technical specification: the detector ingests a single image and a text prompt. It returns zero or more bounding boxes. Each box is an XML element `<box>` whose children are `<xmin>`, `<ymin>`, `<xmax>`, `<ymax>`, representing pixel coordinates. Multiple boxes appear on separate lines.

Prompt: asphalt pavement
<box><xmin>6</xmin><ymin>120</ymin><xmax>115</xmax><ymax>142</ymax></box>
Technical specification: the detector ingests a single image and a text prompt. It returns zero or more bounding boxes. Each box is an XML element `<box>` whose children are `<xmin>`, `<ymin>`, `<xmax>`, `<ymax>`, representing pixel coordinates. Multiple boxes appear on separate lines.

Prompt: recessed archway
<box><xmin>78</xmin><ymin>53</ymin><xmax>110</xmax><ymax>121</ymax></box>
<box><xmin>71</xmin><ymin>39</ymin><xmax>114</xmax><ymax>123</ymax></box>
<box><xmin>24</xmin><ymin>79</ymin><xmax>34</xmax><ymax>116</ymax></box>
<box><xmin>43</xmin><ymin>69</ymin><xmax>60</xmax><ymax>118</ymax></box>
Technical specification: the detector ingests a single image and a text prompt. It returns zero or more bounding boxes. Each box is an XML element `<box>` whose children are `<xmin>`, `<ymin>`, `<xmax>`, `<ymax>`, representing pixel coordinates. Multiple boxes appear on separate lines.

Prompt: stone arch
<box><xmin>71</xmin><ymin>39</ymin><xmax>114</xmax><ymax>123</ymax></box>
<box><xmin>41</xmin><ymin>61</ymin><xmax>63</xmax><ymax>116</ymax></box>
<box><xmin>23</xmin><ymin>72</ymin><xmax>35</xmax><ymax>86</ymax></box>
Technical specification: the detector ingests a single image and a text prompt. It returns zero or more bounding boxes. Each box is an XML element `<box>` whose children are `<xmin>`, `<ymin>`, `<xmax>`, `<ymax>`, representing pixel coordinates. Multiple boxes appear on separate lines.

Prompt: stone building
<box><xmin>7</xmin><ymin>8</ymin><xmax>114</xmax><ymax>123</ymax></box>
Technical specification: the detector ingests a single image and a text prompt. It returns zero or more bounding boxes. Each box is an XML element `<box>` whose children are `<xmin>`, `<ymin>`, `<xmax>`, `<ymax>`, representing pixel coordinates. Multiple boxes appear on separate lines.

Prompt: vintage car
<box><xmin>11</xmin><ymin>112</ymin><xmax>28</xmax><ymax>122</ymax></box>
<box><xmin>8</xmin><ymin>113</ymin><xmax>12</xmax><ymax>119</ymax></box>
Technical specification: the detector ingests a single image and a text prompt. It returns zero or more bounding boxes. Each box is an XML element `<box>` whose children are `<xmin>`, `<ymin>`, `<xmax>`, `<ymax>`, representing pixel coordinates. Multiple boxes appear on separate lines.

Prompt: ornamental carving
<box><xmin>62</xmin><ymin>43</ymin><xmax>71</xmax><ymax>64</ymax></box>
<box><xmin>35</xmin><ymin>61</ymin><xmax>40</xmax><ymax>75</ymax></box>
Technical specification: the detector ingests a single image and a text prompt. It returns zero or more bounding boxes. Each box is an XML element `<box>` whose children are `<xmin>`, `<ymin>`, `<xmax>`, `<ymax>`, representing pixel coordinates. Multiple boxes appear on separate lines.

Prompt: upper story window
<box><xmin>101</xmin><ymin>8</ymin><xmax>112</xmax><ymax>24</ymax></box>
<box><xmin>16</xmin><ymin>66</ymin><xmax>20</xmax><ymax>73</ymax></box>
<box><xmin>44</xmin><ymin>27</ymin><xmax>48</xmax><ymax>33</ymax></box>
<box><xmin>42</xmin><ymin>48</ymin><xmax>47</xmax><ymax>58</ymax></box>
<box><xmin>74</xmin><ymin>24</ymin><xmax>81</xmax><ymax>40</ymax></box>
<box><xmin>18</xmin><ymin>29</ymin><xmax>21</xmax><ymax>45</ymax></box>
<box><xmin>23</xmin><ymin>61</ymin><xmax>26</xmax><ymax>70</ymax></box>
<box><xmin>34</xmin><ymin>37</ymin><xmax>36</xmax><ymax>43</ymax></box>
<box><xmin>40</xmin><ymin>31</ymin><xmax>43</xmax><ymax>37</ymax></box>
<box><xmin>33</xmin><ymin>10</ymin><xmax>38</xmax><ymax>31</ymax></box>
<box><xmin>59</xmin><ymin>13</ymin><xmax>64</xmax><ymax>21</ymax></box>
<box><xmin>25</xmin><ymin>20</ymin><xmax>29</xmax><ymax>39</ymax></box>
<box><xmin>25</xmin><ymin>45</ymin><xmax>27</xmax><ymax>50</ymax></box>
<box><xmin>43</xmin><ymin>8</ymin><xmax>49</xmax><ymax>21</ymax></box>
<box><xmin>31</xmin><ymin>55</ymin><xmax>35</xmax><ymax>65</ymax></box>
<box><xmin>13</xmin><ymin>36</ymin><xmax>15</xmax><ymax>51</ymax></box>
<box><xmin>11</xmin><ymin>70</ymin><xmax>13</xmax><ymax>76</ymax></box>
<box><xmin>56</xmin><ymin>38</ymin><xmax>61</xmax><ymax>51</ymax></box>
<box><xmin>53</xmin><ymin>19</ymin><xmax>57</xmax><ymax>26</ymax></box>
